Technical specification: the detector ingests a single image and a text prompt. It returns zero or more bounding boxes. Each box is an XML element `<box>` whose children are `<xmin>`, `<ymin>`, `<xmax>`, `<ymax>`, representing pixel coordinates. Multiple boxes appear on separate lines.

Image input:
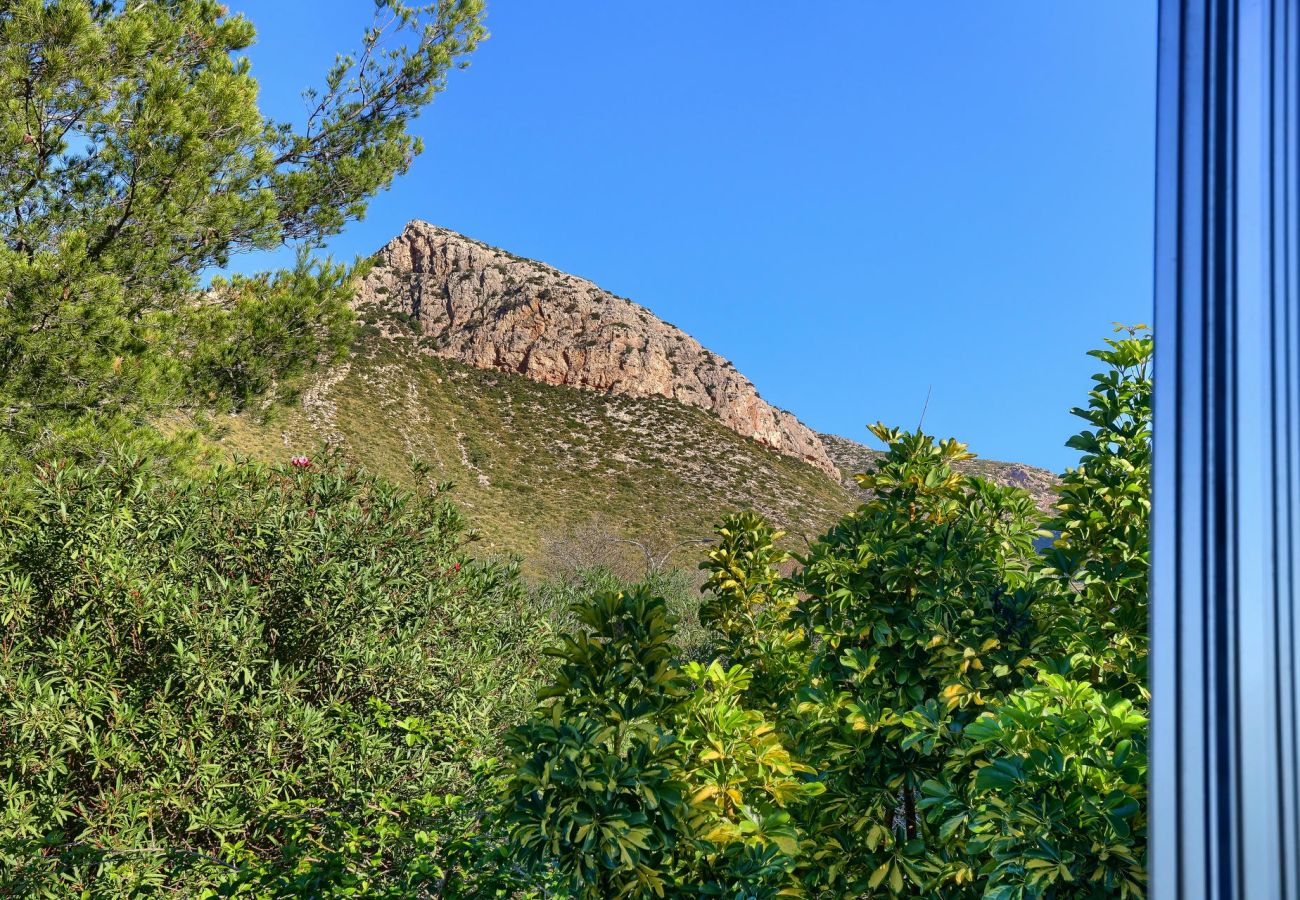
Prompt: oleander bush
<box><xmin>0</xmin><ymin>453</ymin><xmax>551</xmax><ymax>897</ymax></box>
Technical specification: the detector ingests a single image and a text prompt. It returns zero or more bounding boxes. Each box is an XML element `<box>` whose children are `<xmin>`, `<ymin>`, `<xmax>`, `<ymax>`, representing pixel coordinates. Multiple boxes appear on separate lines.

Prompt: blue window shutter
<box><xmin>1152</xmin><ymin>2</ymin><xmax>1300</xmax><ymax>898</ymax></box>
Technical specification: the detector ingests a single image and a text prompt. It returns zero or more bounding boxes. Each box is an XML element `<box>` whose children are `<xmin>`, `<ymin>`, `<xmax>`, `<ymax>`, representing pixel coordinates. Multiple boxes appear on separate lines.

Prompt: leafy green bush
<box><xmin>504</xmin><ymin>329</ymin><xmax>1152</xmax><ymax>898</ymax></box>
<box><xmin>785</xmin><ymin>425</ymin><xmax>1049</xmax><ymax>896</ymax></box>
<box><xmin>698</xmin><ymin>513</ymin><xmax>806</xmax><ymax>715</ymax></box>
<box><xmin>0</xmin><ymin>453</ymin><xmax>548</xmax><ymax>897</ymax></box>
<box><xmin>531</xmin><ymin>564</ymin><xmax>712</xmax><ymax>662</ymax></box>
<box><xmin>1040</xmin><ymin>326</ymin><xmax>1152</xmax><ymax>702</ymax></box>
<box><xmin>502</xmin><ymin>588</ymin><xmax>691</xmax><ymax>898</ymax></box>
<box><xmin>921</xmin><ymin>672</ymin><xmax>1147</xmax><ymax>899</ymax></box>
<box><xmin>919</xmin><ymin>326</ymin><xmax>1152</xmax><ymax>899</ymax></box>
<box><xmin>501</xmin><ymin>588</ymin><xmax>820</xmax><ymax>899</ymax></box>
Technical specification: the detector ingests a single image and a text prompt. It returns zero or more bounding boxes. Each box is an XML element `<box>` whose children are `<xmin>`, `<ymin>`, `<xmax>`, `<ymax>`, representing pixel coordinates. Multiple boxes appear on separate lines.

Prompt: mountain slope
<box><xmin>213</xmin><ymin>222</ymin><xmax>1057</xmax><ymax>570</ymax></box>
<box><xmin>356</xmin><ymin>221</ymin><xmax>838</xmax><ymax>476</ymax></box>
<box><xmin>215</xmin><ymin>327</ymin><xmax>856</xmax><ymax>569</ymax></box>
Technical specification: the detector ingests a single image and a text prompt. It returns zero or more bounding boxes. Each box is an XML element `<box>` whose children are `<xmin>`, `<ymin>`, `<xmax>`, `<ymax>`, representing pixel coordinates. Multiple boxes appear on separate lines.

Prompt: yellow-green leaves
<box><xmin>790</xmin><ymin>426</ymin><xmax>1048</xmax><ymax>893</ymax></box>
<box><xmin>504</xmin><ymin>592</ymin><xmax>817</xmax><ymax>897</ymax></box>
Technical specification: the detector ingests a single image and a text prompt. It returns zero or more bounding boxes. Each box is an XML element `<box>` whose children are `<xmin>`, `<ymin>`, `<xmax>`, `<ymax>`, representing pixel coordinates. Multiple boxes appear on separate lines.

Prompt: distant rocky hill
<box><xmin>355</xmin><ymin>221</ymin><xmax>838</xmax><ymax>477</ymax></box>
<box><xmin>214</xmin><ymin>222</ymin><xmax>1057</xmax><ymax>569</ymax></box>
<box><xmin>817</xmin><ymin>431</ymin><xmax>1061</xmax><ymax>514</ymax></box>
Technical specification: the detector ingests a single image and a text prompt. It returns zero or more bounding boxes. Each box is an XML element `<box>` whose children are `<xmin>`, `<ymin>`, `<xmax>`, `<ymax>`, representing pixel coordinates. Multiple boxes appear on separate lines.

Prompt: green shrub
<box><xmin>504</xmin><ymin>329</ymin><xmax>1152</xmax><ymax>898</ymax></box>
<box><xmin>782</xmin><ymin>426</ymin><xmax>1048</xmax><ymax>896</ymax></box>
<box><xmin>919</xmin><ymin>326</ymin><xmax>1152</xmax><ymax>899</ymax></box>
<box><xmin>531</xmin><ymin>565</ymin><xmax>711</xmax><ymax>662</ymax></box>
<box><xmin>502</xmin><ymin>588</ymin><xmax>691</xmax><ymax>898</ymax></box>
<box><xmin>1040</xmin><ymin>325</ymin><xmax>1152</xmax><ymax>702</ymax></box>
<box><xmin>501</xmin><ymin>588</ymin><xmax>820</xmax><ymax>898</ymax></box>
<box><xmin>920</xmin><ymin>672</ymin><xmax>1147</xmax><ymax>899</ymax></box>
<box><xmin>0</xmin><ymin>452</ymin><xmax>549</xmax><ymax>897</ymax></box>
<box><xmin>698</xmin><ymin>513</ymin><xmax>807</xmax><ymax>715</ymax></box>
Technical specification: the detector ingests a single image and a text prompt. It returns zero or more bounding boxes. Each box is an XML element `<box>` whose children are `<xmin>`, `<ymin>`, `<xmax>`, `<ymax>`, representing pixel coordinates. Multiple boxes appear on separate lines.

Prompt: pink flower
<box><xmin>290</xmin><ymin>455</ymin><xmax>312</xmax><ymax>468</ymax></box>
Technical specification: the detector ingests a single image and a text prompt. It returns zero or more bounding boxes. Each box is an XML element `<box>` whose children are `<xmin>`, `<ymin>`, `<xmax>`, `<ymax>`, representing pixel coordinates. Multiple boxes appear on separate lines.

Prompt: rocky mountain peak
<box><xmin>354</xmin><ymin>221</ymin><xmax>841</xmax><ymax>477</ymax></box>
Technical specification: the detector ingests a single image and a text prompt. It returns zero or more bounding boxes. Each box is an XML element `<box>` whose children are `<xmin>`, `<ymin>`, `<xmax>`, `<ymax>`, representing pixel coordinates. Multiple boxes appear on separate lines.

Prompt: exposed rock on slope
<box><xmin>355</xmin><ymin>221</ymin><xmax>839</xmax><ymax>477</ymax></box>
<box><xmin>216</xmin><ymin>222</ymin><xmax>1060</xmax><ymax>568</ymax></box>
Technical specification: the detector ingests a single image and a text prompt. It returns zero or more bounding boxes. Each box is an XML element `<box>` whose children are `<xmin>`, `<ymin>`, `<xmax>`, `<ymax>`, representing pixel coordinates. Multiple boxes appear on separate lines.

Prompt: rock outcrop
<box><xmin>355</xmin><ymin>221</ymin><xmax>840</xmax><ymax>477</ymax></box>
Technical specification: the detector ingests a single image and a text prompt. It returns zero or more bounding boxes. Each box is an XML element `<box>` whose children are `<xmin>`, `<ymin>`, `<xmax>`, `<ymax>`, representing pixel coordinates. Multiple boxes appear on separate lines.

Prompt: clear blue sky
<box><xmin>233</xmin><ymin>1</ymin><xmax>1157</xmax><ymax>473</ymax></box>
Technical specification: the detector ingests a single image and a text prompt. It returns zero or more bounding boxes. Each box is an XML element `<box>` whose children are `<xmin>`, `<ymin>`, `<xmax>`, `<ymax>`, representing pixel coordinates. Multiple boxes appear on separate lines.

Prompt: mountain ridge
<box><xmin>211</xmin><ymin>221</ymin><xmax>1058</xmax><ymax>569</ymax></box>
<box><xmin>354</xmin><ymin>221</ymin><xmax>840</xmax><ymax>476</ymax></box>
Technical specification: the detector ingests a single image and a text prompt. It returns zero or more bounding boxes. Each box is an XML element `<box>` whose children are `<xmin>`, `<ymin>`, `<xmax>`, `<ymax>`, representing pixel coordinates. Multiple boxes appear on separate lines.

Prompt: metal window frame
<box><xmin>1152</xmin><ymin>1</ymin><xmax>1299</xmax><ymax>897</ymax></box>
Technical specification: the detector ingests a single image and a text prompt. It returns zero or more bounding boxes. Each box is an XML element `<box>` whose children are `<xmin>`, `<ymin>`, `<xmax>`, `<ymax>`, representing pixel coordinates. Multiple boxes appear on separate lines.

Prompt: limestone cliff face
<box><xmin>355</xmin><ymin>221</ymin><xmax>840</xmax><ymax>477</ymax></box>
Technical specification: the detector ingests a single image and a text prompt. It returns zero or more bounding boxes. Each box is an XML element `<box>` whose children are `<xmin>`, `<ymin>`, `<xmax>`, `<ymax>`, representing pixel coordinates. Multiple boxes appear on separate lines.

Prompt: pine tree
<box><xmin>0</xmin><ymin>0</ymin><xmax>485</xmax><ymax>462</ymax></box>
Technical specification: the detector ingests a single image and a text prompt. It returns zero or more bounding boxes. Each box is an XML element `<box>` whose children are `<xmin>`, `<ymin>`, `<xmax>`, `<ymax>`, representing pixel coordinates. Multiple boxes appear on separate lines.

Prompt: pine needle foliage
<box><xmin>0</xmin><ymin>0</ymin><xmax>485</xmax><ymax>464</ymax></box>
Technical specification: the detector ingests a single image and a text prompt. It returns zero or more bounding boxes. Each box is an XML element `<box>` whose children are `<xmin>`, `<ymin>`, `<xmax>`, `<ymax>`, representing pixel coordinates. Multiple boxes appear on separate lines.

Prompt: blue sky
<box><xmin>233</xmin><ymin>2</ymin><xmax>1157</xmax><ymax>473</ymax></box>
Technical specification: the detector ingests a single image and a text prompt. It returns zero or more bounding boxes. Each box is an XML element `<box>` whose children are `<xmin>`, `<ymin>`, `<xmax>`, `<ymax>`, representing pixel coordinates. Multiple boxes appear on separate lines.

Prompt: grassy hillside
<box><xmin>212</xmin><ymin>317</ymin><xmax>859</xmax><ymax>572</ymax></box>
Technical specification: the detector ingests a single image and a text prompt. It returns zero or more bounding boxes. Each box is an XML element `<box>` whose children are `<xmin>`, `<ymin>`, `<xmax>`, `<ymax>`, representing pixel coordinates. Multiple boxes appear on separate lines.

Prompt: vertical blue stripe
<box><xmin>1153</xmin><ymin>1</ymin><xmax>1300</xmax><ymax>898</ymax></box>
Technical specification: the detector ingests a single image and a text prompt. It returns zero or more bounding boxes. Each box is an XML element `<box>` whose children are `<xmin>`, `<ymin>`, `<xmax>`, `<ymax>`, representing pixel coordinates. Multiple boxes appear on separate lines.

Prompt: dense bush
<box><xmin>0</xmin><ymin>453</ymin><xmax>549</xmax><ymax>897</ymax></box>
<box><xmin>503</xmin><ymin>328</ymin><xmax>1152</xmax><ymax>898</ymax></box>
<box><xmin>501</xmin><ymin>588</ymin><xmax>821</xmax><ymax>899</ymax></box>
<box><xmin>787</xmin><ymin>426</ymin><xmax>1046</xmax><ymax>895</ymax></box>
<box><xmin>919</xmin><ymin>327</ymin><xmax>1151</xmax><ymax>899</ymax></box>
